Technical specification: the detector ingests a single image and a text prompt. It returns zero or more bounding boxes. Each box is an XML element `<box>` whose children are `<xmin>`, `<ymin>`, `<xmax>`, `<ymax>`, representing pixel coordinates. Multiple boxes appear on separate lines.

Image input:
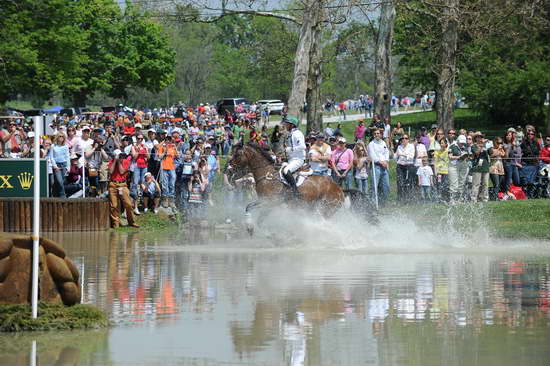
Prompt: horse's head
<box><xmin>228</xmin><ymin>143</ymin><xmax>250</xmax><ymax>170</ymax></box>
<box><xmin>229</xmin><ymin>142</ymin><xmax>276</xmax><ymax>171</ymax></box>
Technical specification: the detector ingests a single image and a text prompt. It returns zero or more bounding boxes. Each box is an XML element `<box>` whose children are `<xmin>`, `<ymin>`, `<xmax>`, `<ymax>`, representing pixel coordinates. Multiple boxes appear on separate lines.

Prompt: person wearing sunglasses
<box><xmin>520</xmin><ymin>128</ymin><xmax>540</xmax><ymax>198</ymax></box>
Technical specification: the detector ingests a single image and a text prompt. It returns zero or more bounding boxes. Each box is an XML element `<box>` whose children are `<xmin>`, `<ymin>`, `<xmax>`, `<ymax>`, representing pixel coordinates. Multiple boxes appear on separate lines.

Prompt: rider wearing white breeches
<box><xmin>282</xmin><ymin>116</ymin><xmax>306</xmax><ymax>197</ymax></box>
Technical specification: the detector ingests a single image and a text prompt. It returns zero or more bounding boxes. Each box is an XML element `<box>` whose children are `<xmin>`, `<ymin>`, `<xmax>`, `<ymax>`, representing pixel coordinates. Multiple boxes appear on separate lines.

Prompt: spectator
<box><xmin>395</xmin><ymin>135</ymin><xmax>415</xmax><ymax>201</ymax></box>
<box><xmin>309</xmin><ymin>134</ymin><xmax>332</xmax><ymax>176</ymax></box>
<box><xmin>489</xmin><ymin>137</ymin><xmax>506</xmax><ymax>200</ymax></box>
<box><xmin>64</xmin><ymin>154</ymin><xmax>83</xmax><ymax>197</ymax></box>
<box><xmin>520</xmin><ymin>128</ymin><xmax>540</xmax><ymax>198</ymax></box>
<box><xmin>354</xmin><ymin>120</ymin><xmax>366</xmax><ymax>142</ymax></box>
<box><xmin>2</xmin><ymin>121</ymin><xmax>26</xmax><ymax>158</ymax></box>
<box><xmin>353</xmin><ymin>141</ymin><xmax>369</xmax><ymax>194</ymax></box>
<box><xmin>188</xmin><ymin>170</ymin><xmax>208</xmax><ymax>220</ymax></box>
<box><xmin>331</xmin><ymin>138</ymin><xmax>354</xmax><ymax>189</ymax></box>
<box><xmin>449</xmin><ymin>135</ymin><xmax>470</xmax><ymax>202</ymax></box>
<box><xmin>87</xmin><ymin>138</ymin><xmax>109</xmax><ymax>194</ymax></box>
<box><xmin>470</xmin><ymin>133</ymin><xmax>491</xmax><ymax>202</ymax></box>
<box><xmin>391</xmin><ymin>121</ymin><xmax>405</xmax><ymax>151</ymax></box>
<box><xmin>131</xmin><ymin>134</ymin><xmax>149</xmax><ymax>213</ymax></box>
<box><xmin>157</xmin><ymin>135</ymin><xmax>179</xmax><ymax>208</ymax></box>
<box><xmin>108</xmin><ymin>149</ymin><xmax>139</xmax><ymax>228</ymax></box>
<box><xmin>49</xmin><ymin>134</ymin><xmax>70</xmax><ymax>198</ymax></box>
<box><xmin>417</xmin><ymin>158</ymin><xmax>434</xmax><ymax>202</ymax></box>
<box><xmin>141</xmin><ymin>172</ymin><xmax>161</xmax><ymax>214</ymax></box>
<box><xmin>368</xmin><ymin>129</ymin><xmax>390</xmax><ymax>205</ymax></box>
<box><xmin>434</xmin><ymin>139</ymin><xmax>450</xmax><ymax>202</ymax></box>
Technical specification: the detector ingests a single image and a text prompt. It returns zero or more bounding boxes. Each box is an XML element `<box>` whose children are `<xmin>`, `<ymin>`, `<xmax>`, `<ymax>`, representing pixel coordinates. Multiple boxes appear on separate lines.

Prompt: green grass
<box><xmin>392</xmin><ymin>199</ymin><xmax>550</xmax><ymax>240</ymax></box>
<box><xmin>0</xmin><ymin>302</ymin><xmax>109</xmax><ymax>332</ymax></box>
<box><xmin>113</xmin><ymin>211</ymin><xmax>177</xmax><ymax>232</ymax></box>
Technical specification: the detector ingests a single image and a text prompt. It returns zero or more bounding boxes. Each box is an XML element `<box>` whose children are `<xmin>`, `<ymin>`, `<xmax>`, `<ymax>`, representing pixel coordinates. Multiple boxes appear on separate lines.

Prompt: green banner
<box><xmin>0</xmin><ymin>159</ymin><xmax>48</xmax><ymax>197</ymax></box>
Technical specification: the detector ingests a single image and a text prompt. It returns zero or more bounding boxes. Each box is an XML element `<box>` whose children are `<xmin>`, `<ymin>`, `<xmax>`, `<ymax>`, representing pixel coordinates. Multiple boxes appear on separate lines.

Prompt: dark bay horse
<box><xmin>229</xmin><ymin>143</ymin><xmax>376</xmax><ymax>222</ymax></box>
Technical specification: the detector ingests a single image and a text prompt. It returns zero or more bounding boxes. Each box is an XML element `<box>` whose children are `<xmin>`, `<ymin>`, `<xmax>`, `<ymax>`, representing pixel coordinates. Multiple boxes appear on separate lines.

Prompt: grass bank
<box><xmin>113</xmin><ymin>210</ymin><xmax>179</xmax><ymax>233</ymax></box>
<box><xmin>393</xmin><ymin>199</ymin><xmax>550</xmax><ymax>240</ymax></box>
<box><xmin>0</xmin><ymin>302</ymin><xmax>109</xmax><ymax>332</ymax></box>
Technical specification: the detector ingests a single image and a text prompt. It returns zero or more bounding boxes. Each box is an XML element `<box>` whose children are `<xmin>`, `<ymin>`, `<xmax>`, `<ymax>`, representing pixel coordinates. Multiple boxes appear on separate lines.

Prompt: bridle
<box><xmin>233</xmin><ymin>145</ymin><xmax>279</xmax><ymax>184</ymax></box>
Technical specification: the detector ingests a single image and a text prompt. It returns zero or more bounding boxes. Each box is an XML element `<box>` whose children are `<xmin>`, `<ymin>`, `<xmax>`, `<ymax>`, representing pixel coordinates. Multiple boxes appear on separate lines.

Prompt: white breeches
<box><xmin>284</xmin><ymin>159</ymin><xmax>304</xmax><ymax>174</ymax></box>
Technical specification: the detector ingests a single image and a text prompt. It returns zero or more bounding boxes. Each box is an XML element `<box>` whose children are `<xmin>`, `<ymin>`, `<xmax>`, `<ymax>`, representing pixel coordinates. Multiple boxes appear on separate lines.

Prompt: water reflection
<box><xmin>6</xmin><ymin>231</ymin><xmax>550</xmax><ymax>365</ymax></box>
<box><xmin>0</xmin><ymin>330</ymin><xmax>109</xmax><ymax>366</ymax></box>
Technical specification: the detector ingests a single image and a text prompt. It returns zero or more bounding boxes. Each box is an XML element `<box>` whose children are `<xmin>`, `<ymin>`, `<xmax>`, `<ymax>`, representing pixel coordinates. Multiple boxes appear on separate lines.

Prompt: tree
<box><xmin>395</xmin><ymin>0</ymin><xmax>549</xmax><ymax>130</ymax></box>
<box><xmin>0</xmin><ymin>0</ymin><xmax>88</xmax><ymax>106</ymax></box>
<box><xmin>167</xmin><ymin>0</ymin><xmax>353</xmax><ymax>132</ymax></box>
<box><xmin>373</xmin><ymin>1</ymin><xmax>396</xmax><ymax>121</ymax></box>
<box><xmin>67</xmin><ymin>2</ymin><xmax>175</xmax><ymax>106</ymax></box>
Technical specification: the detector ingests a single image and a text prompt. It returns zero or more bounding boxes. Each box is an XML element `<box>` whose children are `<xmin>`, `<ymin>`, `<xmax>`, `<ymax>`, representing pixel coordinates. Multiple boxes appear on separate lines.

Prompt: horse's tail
<box><xmin>342</xmin><ymin>189</ymin><xmax>379</xmax><ymax>225</ymax></box>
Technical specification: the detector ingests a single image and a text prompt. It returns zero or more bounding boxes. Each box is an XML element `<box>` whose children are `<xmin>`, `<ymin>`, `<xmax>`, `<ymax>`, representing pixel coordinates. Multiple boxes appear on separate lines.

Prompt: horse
<box><xmin>228</xmin><ymin>143</ymin><xmax>377</xmax><ymax>233</ymax></box>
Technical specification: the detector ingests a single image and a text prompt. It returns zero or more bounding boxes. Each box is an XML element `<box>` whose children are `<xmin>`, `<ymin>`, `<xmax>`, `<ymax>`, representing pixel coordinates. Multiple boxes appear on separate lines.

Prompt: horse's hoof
<box><xmin>247</xmin><ymin>227</ymin><xmax>254</xmax><ymax>236</ymax></box>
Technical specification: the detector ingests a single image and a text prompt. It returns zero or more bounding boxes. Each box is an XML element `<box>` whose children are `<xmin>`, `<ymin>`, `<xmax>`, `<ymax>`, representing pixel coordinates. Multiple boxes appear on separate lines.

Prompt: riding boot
<box><xmin>284</xmin><ymin>170</ymin><xmax>300</xmax><ymax>199</ymax></box>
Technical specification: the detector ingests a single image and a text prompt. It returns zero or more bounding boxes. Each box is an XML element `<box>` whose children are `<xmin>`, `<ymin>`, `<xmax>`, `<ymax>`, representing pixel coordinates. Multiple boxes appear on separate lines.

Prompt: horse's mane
<box><xmin>245</xmin><ymin>142</ymin><xmax>276</xmax><ymax>164</ymax></box>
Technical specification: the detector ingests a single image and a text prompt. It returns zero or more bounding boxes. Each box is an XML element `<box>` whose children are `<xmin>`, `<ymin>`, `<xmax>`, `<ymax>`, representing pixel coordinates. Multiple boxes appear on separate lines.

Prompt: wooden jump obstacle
<box><xmin>0</xmin><ymin>198</ymin><xmax>110</xmax><ymax>232</ymax></box>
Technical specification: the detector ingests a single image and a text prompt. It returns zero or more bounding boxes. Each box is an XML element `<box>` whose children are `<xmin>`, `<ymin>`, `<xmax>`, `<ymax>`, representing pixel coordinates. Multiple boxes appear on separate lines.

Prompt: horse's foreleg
<box><xmin>244</xmin><ymin>201</ymin><xmax>261</xmax><ymax>236</ymax></box>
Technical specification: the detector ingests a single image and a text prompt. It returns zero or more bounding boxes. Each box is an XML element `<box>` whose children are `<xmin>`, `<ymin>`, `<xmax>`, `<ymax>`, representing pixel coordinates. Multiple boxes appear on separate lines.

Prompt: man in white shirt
<box><xmin>74</xmin><ymin>127</ymin><xmax>94</xmax><ymax>167</ymax></box>
<box><xmin>395</xmin><ymin>134</ymin><xmax>415</xmax><ymax>201</ymax></box>
<box><xmin>368</xmin><ymin>129</ymin><xmax>390</xmax><ymax>204</ymax></box>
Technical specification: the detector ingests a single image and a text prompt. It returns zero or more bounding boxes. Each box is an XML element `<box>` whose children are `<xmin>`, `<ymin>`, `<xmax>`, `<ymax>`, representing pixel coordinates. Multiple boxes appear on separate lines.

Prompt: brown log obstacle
<box><xmin>0</xmin><ymin>198</ymin><xmax>110</xmax><ymax>232</ymax></box>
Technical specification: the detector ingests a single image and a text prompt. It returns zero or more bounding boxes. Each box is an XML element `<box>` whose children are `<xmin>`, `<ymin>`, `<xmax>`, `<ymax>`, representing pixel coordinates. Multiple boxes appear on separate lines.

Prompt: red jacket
<box><xmin>540</xmin><ymin>146</ymin><xmax>550</xmax><ymax>164</ymax></box>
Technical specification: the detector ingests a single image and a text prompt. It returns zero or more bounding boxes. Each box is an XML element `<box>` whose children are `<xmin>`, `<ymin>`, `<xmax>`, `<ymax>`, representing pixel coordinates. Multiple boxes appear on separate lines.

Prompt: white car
<box><xmin>257</xmin><ymin>99</ymin><xmax>285</xmax><ymax>114</ymax></box>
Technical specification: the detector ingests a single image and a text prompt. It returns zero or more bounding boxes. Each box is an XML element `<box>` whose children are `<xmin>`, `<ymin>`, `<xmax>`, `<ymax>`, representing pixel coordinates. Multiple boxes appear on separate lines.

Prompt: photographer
<box><xmin>470</xmin><ymin>133</ymin><xmax>491</xmax><ymax>202</ymax></box>
<box><xmin>108</xmin><ymin>149</ymin><xmax>139</xmax><ymax>228</ymax></box>
<box><xmin>130</xmin><ymin>134</ymin><xmax>149</xmax><ymax>214</ymax></box>
<box><xmin>157</xmin><ymin>135</ymin><xmax>179</xmax><ymax>208</ymax></box>
<box><xmin>1</xmin><ymin>121</ymin><xmax>26</xmax><ymax>158</ymax></box>
<box><xmin>88</xmin><ymin>137</ymin><xmax>109</xmax><ymax>195</ymax></box>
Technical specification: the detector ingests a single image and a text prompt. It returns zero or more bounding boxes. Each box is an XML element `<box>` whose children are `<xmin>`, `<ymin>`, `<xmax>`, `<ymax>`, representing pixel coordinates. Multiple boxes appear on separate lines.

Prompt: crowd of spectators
<box><xmin>1</xmin><ymin>104</ymin><xmax>549</xmax><ymax>228</ymax></box>
<box><xmin>321</xmin><ymin>117</ymin><xmax>550</xmax><ymax>205</ymax></box>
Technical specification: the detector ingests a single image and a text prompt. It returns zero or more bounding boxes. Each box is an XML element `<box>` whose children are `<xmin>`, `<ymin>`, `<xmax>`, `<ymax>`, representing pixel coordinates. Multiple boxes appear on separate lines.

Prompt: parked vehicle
<box><xmin>256</xmin><ymin>99</ymin><xmax>285</xmax><ymax>114</ymax></box>
<box><xmin>216</xmin><ymin>98</ymin><xmax>250</xmax><ymax>113</ymax></box>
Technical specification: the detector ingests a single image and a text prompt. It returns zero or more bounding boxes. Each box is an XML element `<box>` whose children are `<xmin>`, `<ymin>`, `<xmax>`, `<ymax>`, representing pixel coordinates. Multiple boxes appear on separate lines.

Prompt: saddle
<box><xmin>279</xmin><ymin>163</ymin><xmax>313</xmax><ymax>187</ymax></box>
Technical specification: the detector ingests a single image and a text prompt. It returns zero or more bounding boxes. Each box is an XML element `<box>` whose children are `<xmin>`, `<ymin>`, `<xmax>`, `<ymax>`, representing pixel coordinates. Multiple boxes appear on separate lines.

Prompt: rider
<box><xmin>282</xmin><ymin>116</ymin><xmax>306</xmax><ymax>198</ymax></box>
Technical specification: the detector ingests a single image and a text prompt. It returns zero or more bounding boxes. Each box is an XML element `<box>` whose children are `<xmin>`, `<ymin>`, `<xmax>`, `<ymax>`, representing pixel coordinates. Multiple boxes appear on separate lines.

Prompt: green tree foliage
<box><xmin>395</xmin><ymin>0</ymin><xmax>550</xmax><ymax>125</ymax></box>
<box><xmin>459</xmin><ymin>13</ymin><xmax>550</xmax><ymax>125</ymax></box>
<box><xmin>0</xmin><ymin>0</ymin><xmax>175</xmax><ymax>107</ymax></box>
<box><xmin>0</xmin><ymin>0</ymin><xmax>87</xmax><ymax>105</ymax></box>
<box><xmin>207</xmin><ymin>15</ymin><xmax>298</xmax><ymax>102</ymax></box>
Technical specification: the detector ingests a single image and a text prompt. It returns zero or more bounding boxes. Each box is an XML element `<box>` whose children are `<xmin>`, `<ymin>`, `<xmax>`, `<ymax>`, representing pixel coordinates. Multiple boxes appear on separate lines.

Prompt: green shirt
<box><xmin>470</xmin><ymin>145</ymin><xmax>490</xmax><ymax>173</ymax></box>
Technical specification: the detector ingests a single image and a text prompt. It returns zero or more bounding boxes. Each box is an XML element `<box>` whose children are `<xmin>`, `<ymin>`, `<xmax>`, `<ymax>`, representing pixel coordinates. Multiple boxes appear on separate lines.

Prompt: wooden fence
<box><xmin>0</xmin><ymin>198</ymin><xmax>110</xmax><ymax>232</ymax></box>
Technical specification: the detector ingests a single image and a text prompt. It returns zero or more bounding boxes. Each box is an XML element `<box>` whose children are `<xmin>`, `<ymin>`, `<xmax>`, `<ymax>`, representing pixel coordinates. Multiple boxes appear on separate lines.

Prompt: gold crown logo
<box><xmin>18</xmin><ymin>172</ymin><xmax>34</xmax><ymax>190</ymax></box>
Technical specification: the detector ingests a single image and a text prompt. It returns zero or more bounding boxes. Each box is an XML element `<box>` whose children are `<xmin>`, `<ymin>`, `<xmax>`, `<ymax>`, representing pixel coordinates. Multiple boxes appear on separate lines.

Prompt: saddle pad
<box><xmin>279</xmin><ymin>166</ymin><xmax>308</xmax><ymax>187</ymax></box>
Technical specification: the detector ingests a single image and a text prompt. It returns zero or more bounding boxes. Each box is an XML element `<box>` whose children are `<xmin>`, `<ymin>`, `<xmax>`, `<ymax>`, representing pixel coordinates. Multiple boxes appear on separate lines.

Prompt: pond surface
<box><xmin>2</xmin><ymin>228</ymin><xmax>550</xmax><ymax>366</ymax></box>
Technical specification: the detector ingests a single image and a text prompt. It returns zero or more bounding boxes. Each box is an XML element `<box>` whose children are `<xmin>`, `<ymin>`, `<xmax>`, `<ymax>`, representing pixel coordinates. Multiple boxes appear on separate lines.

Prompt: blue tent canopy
<box><xmin>44</xmin><ymin>105</ymin><xmax>63</xmax><ymax>114</ymax></box>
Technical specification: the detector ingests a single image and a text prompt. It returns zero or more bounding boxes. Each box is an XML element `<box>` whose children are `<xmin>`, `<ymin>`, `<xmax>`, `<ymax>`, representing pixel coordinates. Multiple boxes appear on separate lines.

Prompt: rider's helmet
<box><xmin>283</xmin><ymin>116</ymin><xmax>300</xmax><ymax>128</ymax></box>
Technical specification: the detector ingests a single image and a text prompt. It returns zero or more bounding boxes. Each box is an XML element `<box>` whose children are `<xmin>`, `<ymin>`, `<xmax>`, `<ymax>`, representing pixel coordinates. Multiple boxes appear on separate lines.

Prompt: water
<box><xmin>2</xmin><ymin>216</ymin><xmax>550</xmax><ymax>365</ymax></box>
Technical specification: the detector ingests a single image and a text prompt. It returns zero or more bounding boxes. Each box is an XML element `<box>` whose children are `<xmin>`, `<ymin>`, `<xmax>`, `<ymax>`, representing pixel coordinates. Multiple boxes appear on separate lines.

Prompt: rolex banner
<box><xmin>0</xmin><ymin>159</ymin><xmax>49</xmax><ymax>198</ymax></box>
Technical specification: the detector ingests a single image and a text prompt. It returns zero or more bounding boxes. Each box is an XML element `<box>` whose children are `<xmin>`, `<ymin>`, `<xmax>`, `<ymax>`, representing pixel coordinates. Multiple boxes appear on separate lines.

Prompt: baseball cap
<box><xmin>507</xmin><ymin>127</ymin><xmax>517</xmax><ymax>133</ymax></box>
<box><xmin>148</xmin><ymin>128</ymin><xmax>156</xmax><ymax>134</ymax></box>
<box><xmin>113</xmin><ymin>149</ymin><xmax>122</xmax><ymax>157</ymax></box>
<box><xmin>204</xmin><ymin>144</ymin><xmax>212</xmax><ymax>149</ymax></box>
<box><xmin>135</xmin><ymin>123</ymin><xmax>142</xmax><ymax>129</ymax></box>
<box><xmin>457</xmin><ymin>135</ymin><xmax>467</xmax><ymax>144</ymax></box>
